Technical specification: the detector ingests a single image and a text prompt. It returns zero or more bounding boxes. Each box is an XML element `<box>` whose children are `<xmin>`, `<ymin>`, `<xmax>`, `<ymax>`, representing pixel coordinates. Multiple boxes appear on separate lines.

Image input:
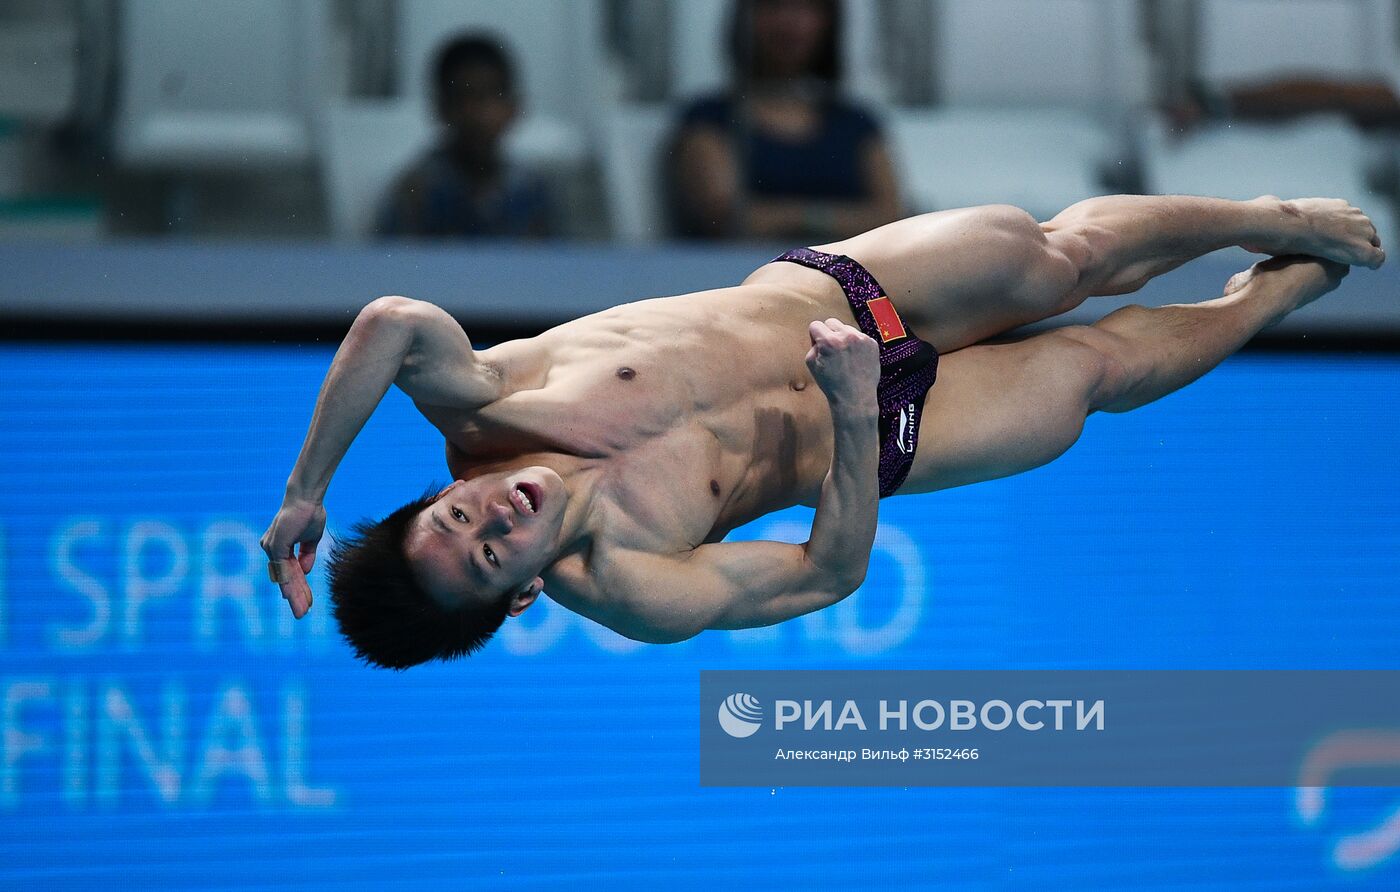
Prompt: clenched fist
<box><xmin>805</xmin><ymin>318</ymin><xmax>880</xmax><ymax>412</ymax></box>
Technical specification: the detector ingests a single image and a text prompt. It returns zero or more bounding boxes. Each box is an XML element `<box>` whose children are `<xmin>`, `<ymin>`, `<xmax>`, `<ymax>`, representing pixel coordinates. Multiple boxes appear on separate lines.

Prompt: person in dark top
<box><xmin>668</xmin><ymin>0</ymin><xmax>901</xmax><ymax>241</ymax></box>
<box><xmin>376</xmin><ymin>35</ymin><xmax>555</xmax><ymax>239</ymax></box>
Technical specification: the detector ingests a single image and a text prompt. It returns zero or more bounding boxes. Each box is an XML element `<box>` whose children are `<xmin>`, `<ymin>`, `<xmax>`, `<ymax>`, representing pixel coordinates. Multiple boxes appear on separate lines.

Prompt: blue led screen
<box><xmin>1</xmin><ymin>343</ymin><xmax>1398</xmax><ymax>889</ymax></box>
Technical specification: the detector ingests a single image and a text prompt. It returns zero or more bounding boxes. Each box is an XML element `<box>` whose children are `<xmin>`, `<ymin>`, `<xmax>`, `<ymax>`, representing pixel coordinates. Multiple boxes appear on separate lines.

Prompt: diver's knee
<box><xmin>1046</xmin><ymin>325</ymin><xmax>1137</xmax><ymax>412</ymax></box>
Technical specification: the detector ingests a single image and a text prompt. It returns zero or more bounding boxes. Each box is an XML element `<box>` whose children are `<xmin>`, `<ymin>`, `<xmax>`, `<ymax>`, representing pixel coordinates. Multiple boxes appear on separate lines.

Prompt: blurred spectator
<box><xmin>376</xmin><ymin>35</ymin><xmax>556</xmax><ymax>239</ymax></box>
<box><xmin>1169</xmin><ymin>77</ymin><xmax>1400</xmax><ymax>135</ymax></box>
<box><xmin>667</xmin><ymin>0</ymin><xmax>901</xmax><ymax>241</ymax></box>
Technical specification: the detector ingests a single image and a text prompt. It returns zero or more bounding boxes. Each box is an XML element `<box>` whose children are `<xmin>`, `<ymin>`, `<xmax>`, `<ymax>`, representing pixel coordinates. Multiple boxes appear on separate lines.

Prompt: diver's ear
<box><xmin>508</xmin><ymin>578</ymin><xmax>543</xmax><ymax>617</ymax></box>
<box><xmin>428</xmin><ymin>479</ymin><xmax>463</xmax><ymax>503</ymax></box>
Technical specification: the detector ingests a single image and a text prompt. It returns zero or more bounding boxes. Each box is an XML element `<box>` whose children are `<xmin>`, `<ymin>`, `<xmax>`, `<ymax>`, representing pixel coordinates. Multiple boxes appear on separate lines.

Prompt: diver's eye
<box><xmin>484</xmin><ymin>544</ymin><xmax>499</xmax><ymax>568</ymax></box>
<box><xmin>451</xmin><ymin>507</ymin><xmax>467</xmax><ymax>522</ymax></box>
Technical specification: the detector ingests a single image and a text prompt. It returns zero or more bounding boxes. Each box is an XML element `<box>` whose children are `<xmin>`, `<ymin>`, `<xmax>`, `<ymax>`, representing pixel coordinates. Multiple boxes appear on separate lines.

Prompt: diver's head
<box><xmin>327</xmin><ymin>468</ymin><xmax>565</xmax><ymax>669</ymax></box>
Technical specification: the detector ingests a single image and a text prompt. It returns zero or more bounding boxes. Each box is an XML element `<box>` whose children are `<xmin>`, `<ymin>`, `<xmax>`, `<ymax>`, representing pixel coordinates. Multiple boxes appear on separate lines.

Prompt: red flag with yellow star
<box><xmin>866</xmin><ymin>296</ymin><xmax>907</xmax><ymax>343</ymax></box>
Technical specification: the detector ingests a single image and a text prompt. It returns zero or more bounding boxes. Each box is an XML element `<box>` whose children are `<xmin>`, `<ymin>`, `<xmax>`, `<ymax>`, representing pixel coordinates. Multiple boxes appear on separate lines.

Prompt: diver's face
<box><xmin>404</xmin><ymin>467</ymin><xmax>565</xmax><ymax>609</ymax></box>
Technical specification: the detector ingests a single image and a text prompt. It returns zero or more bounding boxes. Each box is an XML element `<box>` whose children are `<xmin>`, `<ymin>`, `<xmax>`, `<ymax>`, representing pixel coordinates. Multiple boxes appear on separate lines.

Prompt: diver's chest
<box><xmin>520</xmin><ymin>350</ymin><xmax>779</xmax><ymax>453</ymax></box>
<box><xmin>594</xmin><ymin>436</ymin><xmax>734</xmax><ymax>549</ymax></box>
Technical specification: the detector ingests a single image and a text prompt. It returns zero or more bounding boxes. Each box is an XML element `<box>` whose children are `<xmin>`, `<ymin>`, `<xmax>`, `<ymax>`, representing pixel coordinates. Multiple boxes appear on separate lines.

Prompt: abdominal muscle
<box><xmin>470</xmin><ymin>280</ymin><xmax>850</xmax><ymax>549</ymax></box>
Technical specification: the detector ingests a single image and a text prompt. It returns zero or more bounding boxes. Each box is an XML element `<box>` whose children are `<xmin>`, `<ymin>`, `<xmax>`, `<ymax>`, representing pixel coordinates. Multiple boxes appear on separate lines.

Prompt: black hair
<box><xmin>727</xmin><ymin>0</ymin><xmax>843</xmax><ymax>86</ymax></box>
<box><xmin>432</xmin><ymin>33</ymin><xmax>517</xmax><ymax>109</ymax></box>
<box><xmin>327</xmin><ymin>487</ymin><xmax>511</xmax><ymax>670</ymax></box>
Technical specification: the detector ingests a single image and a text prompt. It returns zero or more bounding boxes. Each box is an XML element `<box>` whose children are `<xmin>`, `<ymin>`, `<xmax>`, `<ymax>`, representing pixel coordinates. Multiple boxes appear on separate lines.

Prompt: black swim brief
<box><xmin>773</xmin><ymin>247</ymin><xmax>939</xmax><ymax>498</ymax></box>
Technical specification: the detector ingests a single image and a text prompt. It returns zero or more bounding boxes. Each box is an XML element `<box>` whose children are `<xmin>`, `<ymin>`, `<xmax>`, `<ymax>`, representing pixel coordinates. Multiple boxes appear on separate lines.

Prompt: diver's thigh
<box><xmin>811</xmin><ymin>207</ymin><xmax>1081</xmax><ymax>353</ymax></box>
<box><xmin>895</xmin><ymin>333</ymin><xmax>1101</xmax><ymax>495</ymax></box>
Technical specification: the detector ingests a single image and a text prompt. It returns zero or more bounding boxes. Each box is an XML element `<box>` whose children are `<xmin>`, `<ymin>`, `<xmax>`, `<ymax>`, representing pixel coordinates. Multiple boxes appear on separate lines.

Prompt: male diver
<box><xmin>261</xmin><ymin>195</ymin><xmax>1383</xmax><ymax>668</ymax></box>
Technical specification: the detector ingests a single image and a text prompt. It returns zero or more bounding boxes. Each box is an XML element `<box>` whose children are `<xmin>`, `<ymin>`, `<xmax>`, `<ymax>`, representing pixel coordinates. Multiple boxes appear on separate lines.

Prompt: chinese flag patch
<box><xmin>866</xmin><ymin>296</ymin><xmax>908</xmax><ymax>342</ymax></box>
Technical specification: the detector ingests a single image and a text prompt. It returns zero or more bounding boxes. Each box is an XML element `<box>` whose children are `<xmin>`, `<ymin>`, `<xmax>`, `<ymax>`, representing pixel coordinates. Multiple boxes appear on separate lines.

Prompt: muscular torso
<box><xmin>416</xmin><ymin>272</ymin><xmax>854</xmax><ymax>607</ymax></box>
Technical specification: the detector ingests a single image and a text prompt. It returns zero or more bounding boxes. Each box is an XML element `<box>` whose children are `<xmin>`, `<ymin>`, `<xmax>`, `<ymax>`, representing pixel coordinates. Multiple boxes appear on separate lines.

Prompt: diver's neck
<box><xmin>541</xmin><ymin>459</ymin><xmax>606</xmax><ymax>572</ymax></box>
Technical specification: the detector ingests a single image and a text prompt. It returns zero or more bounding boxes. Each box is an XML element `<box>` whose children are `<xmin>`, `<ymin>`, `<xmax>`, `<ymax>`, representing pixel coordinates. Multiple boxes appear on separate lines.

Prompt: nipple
<box><xmin>710</xmin><ymin>479</ymin><xmax>721</xmax><ymax>497</ymax></box>
<box><xmin>790</xmin><ymin>379</ymin><xmax>807</xmax><ymax>391</ymax></box>
<box><xmin>617</xmin><ymin>367</ymin><xmax>636</xmax><ymax>381</ymax></box>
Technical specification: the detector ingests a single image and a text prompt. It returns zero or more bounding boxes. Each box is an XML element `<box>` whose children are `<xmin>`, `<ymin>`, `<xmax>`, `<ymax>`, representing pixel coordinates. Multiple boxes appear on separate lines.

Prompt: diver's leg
<box><xmin>1040</xmin><ymin>194</ymin><xmax>1381</xmax><ymax>297</ymax></box>
<box><xmin>896</xmin><ymin>256</ymin><xmax>1348</xmax><ymax>494</ymax></box>
<box><xmin>746</xmin><ymin>196</ymin><xmax>1378</xmax><ymax>355</ymax></box>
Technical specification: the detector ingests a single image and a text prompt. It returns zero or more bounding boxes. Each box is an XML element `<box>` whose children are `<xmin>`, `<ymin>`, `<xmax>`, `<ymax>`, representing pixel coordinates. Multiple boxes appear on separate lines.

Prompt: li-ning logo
<box><xmin>718</xmin><ymin>693</ymin><xmax>763</xmax><ymax>738</ymax></box>
<box><xmin>895</xmin><ymin>402</ymin><xmax>917</xmax><ymax>454</ymax></box>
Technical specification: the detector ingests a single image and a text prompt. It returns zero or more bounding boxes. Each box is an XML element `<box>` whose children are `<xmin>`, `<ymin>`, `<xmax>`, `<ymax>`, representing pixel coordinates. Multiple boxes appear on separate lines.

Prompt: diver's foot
<box><xmin>1245</xmin><ymin>196</ymin><xmax>1385</xmax><ymax>269</ymax></box>
<box><xmin>1226</xmin><ymin>255</ymin><xmax>1350</xmax><ymax>324</ymax></box>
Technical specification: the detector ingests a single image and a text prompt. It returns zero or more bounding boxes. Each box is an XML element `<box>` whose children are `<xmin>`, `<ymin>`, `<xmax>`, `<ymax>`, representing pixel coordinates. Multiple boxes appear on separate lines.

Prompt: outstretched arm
<box><xmin>605</xmin><ymin>319</ymin><xmax>882</xmax><ymax>642</ymax></box>
<box><xmin>261</xmin><ymin>296</ymin><xmax>500</xmax><ymax>618</ymax></box>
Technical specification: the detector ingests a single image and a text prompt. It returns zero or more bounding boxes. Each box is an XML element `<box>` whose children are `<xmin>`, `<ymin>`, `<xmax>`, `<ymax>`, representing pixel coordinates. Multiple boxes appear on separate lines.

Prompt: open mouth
<box><xmin>511</xmin><ymin>481</ymin><xmax>542</xmax><ymax>515</ymax></box>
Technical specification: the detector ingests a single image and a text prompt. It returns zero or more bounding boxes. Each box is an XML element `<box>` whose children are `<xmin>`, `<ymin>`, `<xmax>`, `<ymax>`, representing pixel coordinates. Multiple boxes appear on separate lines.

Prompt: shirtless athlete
<box><xmin>260</xmin><ymin>195</ymin><xmax>1384</xmax><ymax>669</ymax></box>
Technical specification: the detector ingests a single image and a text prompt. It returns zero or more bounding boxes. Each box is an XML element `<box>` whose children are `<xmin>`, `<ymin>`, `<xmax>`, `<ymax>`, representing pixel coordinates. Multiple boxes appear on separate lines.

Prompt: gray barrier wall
<box><xmin>2</xmin><ymin>241</ymin><xmax>1396</xmax><ymax>337</ymax></box>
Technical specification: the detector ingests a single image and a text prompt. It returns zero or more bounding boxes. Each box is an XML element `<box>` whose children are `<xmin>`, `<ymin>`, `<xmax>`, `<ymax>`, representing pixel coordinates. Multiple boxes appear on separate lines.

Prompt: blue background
<box><xmin>1</xmin><ymin>343</ymin><xmax>1398</xmax><ymax>889</ymax></box>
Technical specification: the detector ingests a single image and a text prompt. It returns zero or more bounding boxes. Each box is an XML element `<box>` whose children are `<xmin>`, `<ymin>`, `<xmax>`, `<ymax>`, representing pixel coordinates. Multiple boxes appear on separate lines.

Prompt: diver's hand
<box><xmin>260</xmin><ymin>496</ymin><xmax>326</xmax><ymax>619</ymax></box>
<box><xmin>805</xmin><ymin>318</ymin><xmax>880</xmax><ymax>413</ymax></box>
